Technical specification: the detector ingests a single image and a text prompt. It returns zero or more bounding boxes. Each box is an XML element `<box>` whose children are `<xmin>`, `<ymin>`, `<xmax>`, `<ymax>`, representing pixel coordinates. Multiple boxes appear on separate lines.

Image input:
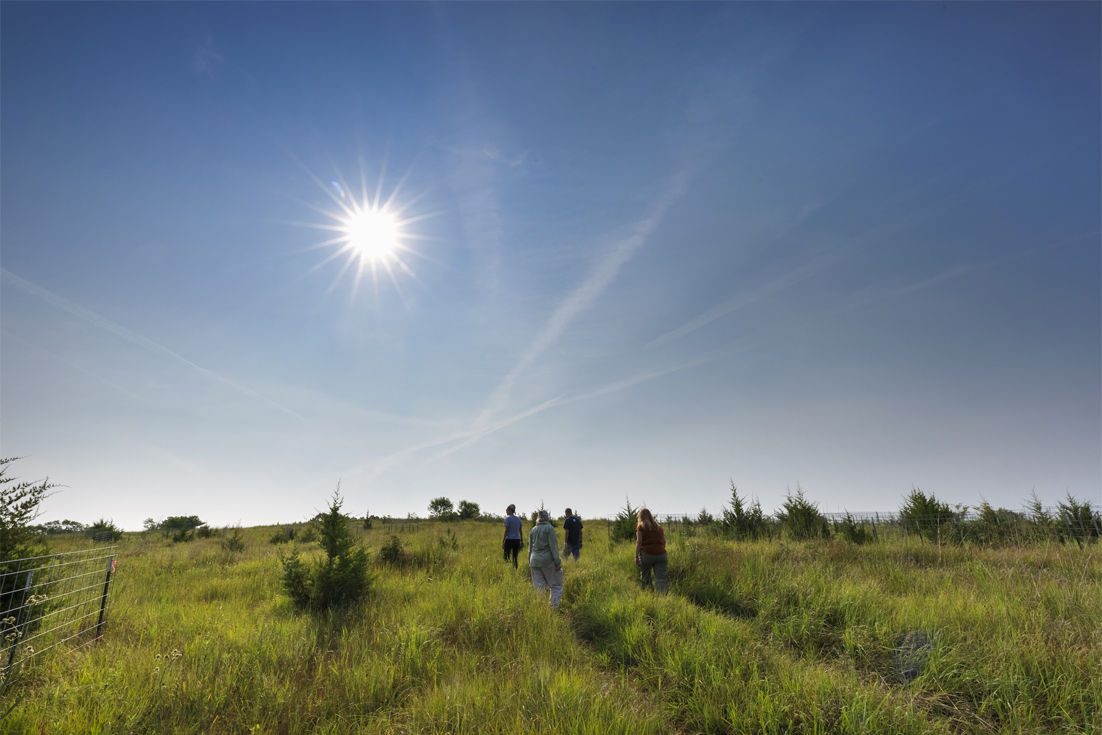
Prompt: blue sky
<box><xmin>2</xmin><ymin>3</ymin><xmax>1098</xmax><ymax>530</ymax></box>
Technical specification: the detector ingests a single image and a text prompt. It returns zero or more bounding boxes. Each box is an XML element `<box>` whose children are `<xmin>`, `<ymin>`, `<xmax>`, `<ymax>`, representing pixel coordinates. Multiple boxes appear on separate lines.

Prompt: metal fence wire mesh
<box><xmin>1</xmin><ymin>547</ymin><xmax>117</xmax><ymax>672</ymax></box>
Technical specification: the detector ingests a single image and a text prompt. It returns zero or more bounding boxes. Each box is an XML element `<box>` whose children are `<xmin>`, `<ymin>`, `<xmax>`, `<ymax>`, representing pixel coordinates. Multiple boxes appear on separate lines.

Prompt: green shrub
<box><xmin>610</xmin><ymin>498</ymin><xmax>638</xmax><ymax>542</ymax></box>
<box><xmin>457</xmin><ymin>500</ymin><xmax>480</xmax><ymax>520</ymax></box>
<box><xmin>221</xmin><ymin>527</ymin><xmax>246</xmax><ymax>552</ymax></box>
<box><xmin>776</xmin><ymin>486</ymin><xmax>829</xmax><ymax>540</ymax></box>
<box><xmin>378</xmin><ymin>535</ymin><xmax>403</xmax><ymax>564</ymax></box>
<box><xmin>298</xmin><ymin>525</ymin><xmax>318</xmax><ymax>544</ymax></box>
<box><xmin>269</xmin><ymin>527</ymin><xmax>294</xmax><ymax>545</ymax></box>
<box><xmin>1057</xmin><ymin>492</ymin><xmax>1101</xmax><ymax>546</ymax></box>
<box><xmin>161</xmin><ymin>515</ymin><xmax>204</xmax><ymax>538</ymax></box>
<box><xmin>280</xmin><ymin>491</ymin><xmax>371</xmax><ymax>611</ymax></box>
<box><xmin>86</xmin><ymin>518</ymin><xmax>123</xmax><ymax>542</ymax></box>
<box><xmin>195</xmin><ymin>525</ymin><xmax>214</xmax><ymax>539</ymax></box>
<box><xmin>898</xmin><ymin>487</ymin><xmax>958</xmax><ymax>543</ymax></box>
<box><xmin>0</xmin><ymin>458</ymin><xmax>55</xmax><ymax>625</ymax></box>
<box><xmin>721</xmin><ymin>482</ymin><xmax>769</xmax><ymax>540</ymax></box>
<box><xmin>0</xmin><ymin>458</ymin><xmax>54</xmax><ymax>562</ymax></box>
<box><xmin>835</xmin><ymin>513</ymin><xmax>873</xmax><ymax>544</ymax></box>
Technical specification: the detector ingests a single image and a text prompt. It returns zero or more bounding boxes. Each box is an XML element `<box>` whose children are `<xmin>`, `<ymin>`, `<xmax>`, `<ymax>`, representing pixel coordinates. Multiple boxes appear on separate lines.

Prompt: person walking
<box><xmin>502</xmin><ymin>504</ymin><xmax>523</xmax><ymax>569</ymax></box>
<box><xmin>562</xmin><ymin>508</ymin><xmax>583</xmax><ymax>560</ymax></box>
<box><xmin>528</xmin><ymin>510</ymin><xmax>563</xmax><ymax>607</ymax></box>
<box><xmin>635</xmin><ymin>508</ymin><xmax>668</xmax><ymax>594</ymax></box>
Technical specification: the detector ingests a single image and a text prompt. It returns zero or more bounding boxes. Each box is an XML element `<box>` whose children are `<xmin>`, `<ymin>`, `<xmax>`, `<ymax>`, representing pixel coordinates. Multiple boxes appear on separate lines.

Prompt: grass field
<box><xmin>5</xmin><ymin>519</ymin><xmax>1100</xmax><ymax>734</ymax></box>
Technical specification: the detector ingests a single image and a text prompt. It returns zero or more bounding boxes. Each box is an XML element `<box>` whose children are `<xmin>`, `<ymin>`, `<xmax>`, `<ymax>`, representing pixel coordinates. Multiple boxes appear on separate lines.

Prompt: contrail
<box><xmin>649</xmin><ymin>135</ymin><xmax>1092</xmax><ymax>348</ymax></box>
<box><xmin>472</xmin><ymin>171</ymin><xmax>691</xmax><ymax>431</ymax></box>
<box><xmin>1</xmin><ymin>268</ymin><xmax>304</xmax><ymax>420</ymax></box>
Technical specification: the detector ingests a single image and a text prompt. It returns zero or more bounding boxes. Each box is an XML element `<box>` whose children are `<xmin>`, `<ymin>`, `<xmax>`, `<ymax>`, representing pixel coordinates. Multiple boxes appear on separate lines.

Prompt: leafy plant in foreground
<box><xmin>280</xmin><ymin>490</ymin><xmax>371</xmax><ymax>611</ymax></box>
<box><xmin>0</xmin><ymin>458</ymin><xmax>56</xmax><ymax>620</ymax></box>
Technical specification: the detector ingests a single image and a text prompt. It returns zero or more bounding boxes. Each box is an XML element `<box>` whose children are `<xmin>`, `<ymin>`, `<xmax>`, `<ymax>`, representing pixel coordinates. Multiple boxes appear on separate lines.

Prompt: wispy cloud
<box><xmin>355</xmin><ymin>358</ymin><xmax>704</xmax><ymax>483</ymax></box>
<box><xmin>193</xmin><ymin>32</ymin><xmax>223</xmax><ymax>76</ymax></box>
<box><xmin>649</xmin><ymin>250</ymin><xmax>843</xmax><ymax>347</ymax></box>
<box><xmin>472</xmin><ymin>172</ymin><xmax>691</xmax><ymax>432</ymax></box>
<box><xmin>651</xmin><ymin>138</ymin><xmax>1093</xmax><ymax>348</ymax></box>
<box><xmin>1</xmin><ymin>268</ymin><xmax>303</xmax><ymax>420</ymax></box>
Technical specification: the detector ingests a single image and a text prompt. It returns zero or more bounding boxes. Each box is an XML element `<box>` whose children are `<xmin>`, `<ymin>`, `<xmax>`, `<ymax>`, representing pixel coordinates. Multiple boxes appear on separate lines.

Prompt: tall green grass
<box><xmin>5</xmin><ymin>521</ymin><xmax>1099</xmax><ymax>734</ymax></box>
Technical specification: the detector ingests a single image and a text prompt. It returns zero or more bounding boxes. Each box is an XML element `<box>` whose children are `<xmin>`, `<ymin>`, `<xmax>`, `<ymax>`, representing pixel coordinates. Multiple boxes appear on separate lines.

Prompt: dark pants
<box><xmin>503</xmin><ymin>539</ymin><xmax>522</xmax><ymax>568</ymax></box>
<box><xmin>639</xmin><ymin>551</ymin><xmax>668</xmax><ymax>593</ymax></box>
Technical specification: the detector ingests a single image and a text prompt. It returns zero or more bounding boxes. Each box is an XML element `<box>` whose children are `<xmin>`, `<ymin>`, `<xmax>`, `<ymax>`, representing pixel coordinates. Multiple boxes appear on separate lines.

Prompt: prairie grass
<box><xmin>4</xmin><ymin>521</ymin><xmax>1099</xmax><ymax>734</ymax></box>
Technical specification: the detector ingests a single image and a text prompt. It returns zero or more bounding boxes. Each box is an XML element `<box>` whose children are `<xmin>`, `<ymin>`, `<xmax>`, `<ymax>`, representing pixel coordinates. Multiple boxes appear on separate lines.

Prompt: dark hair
<box><xmin>565</xmin><ymin>508</ymin><xmax>572</xmax><ymax>516</ymax></box>
<box><xmin>506</xmin><ymin>504</ymin><xmax>516</xmax><ymax>514</ymax></box>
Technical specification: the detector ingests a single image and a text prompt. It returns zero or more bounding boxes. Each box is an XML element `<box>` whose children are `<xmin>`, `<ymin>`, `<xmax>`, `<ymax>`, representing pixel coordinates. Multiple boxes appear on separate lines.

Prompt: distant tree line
<box><xmin>608</xmin><ymin>481</ymin><xmax>1101</xmax><ymax>548</ymax></box>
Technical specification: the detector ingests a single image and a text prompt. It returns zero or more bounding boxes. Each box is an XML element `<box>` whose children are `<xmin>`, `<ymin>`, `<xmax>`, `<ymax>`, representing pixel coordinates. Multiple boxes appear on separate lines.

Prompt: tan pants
<box><xmin>530</xmin><ymin>564</ymin><xmax>563</xmax><ymax>607</ymax></box>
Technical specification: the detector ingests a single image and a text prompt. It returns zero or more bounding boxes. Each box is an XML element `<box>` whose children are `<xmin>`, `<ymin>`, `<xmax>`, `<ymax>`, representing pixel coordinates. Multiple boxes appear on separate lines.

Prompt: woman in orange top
<box><xmin>634</xmin><ymin>508</ymin><xmax>668</xmax><ymax>593</ymax></box>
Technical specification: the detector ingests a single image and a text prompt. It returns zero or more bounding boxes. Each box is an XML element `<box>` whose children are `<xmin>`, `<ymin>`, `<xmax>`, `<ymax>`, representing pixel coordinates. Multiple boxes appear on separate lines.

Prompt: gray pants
<box><xmin>531</xmin><ymin>564</ymin><xmax>563</xmax><ymax>607</ymax></box>
<box><xmin>639</xmin><ymin>551</ymin><xmax>668</xmax><ymax>593</ymax></box>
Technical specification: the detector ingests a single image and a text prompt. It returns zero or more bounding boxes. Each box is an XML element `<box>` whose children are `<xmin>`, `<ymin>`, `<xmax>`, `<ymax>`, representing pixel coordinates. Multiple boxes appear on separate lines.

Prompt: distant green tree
<box><xmin>280</xmin><ymin>490</ymin><xmax>372</xmax><ymax>611</ymax></box>
<box><xmin>161</xmin><ymin>515</ymin><xmax>204</xmax><ymax>533</ymax></box>
<box><xmin>428</xmin><ymin>497</ymin><xmax>456</xmax><ymax>520</ymax></box>
<box><xmin>457</xmin><ymin>500</ymin><xmax>480</xmax><ymax>520</ymax></box>
<box><xmin>721</xmin><ymin>482</ymin><xmax>768</xmax><ymax>540</ymax></box>
<box><xmin>835</xmin><ymin>513</ymin><xmax>873</xmax><ymax>545</ymax></box>
<box><xmin>696</xmin><ymin>507</ymin><xmax>714</xmax><ymax>525</ymax></box>
<box><xmin>611</xmin><ymin>498</ymin><xmax>639</xmax><ymax>542</ymax></box>
<box><xmin>86</xmin><ymin>518</ymin><xmax>123</xmax><ymax>542</ymax></box>
<box><xmin>898</xmin><ymin>487</ymin><xmax>957</xmax><ymax>543</ymax></box>
<box><xmin>34</xmin><ymin>519</ymin><xmax>85</xmax><ymax>535</ymax></box>
<box><xmin>1057</xmin><ymin>493</ymin><xmax>1100</xmax><ymax>546</ymax></box>
<box><xmin>776</xmin><ymin>486</ymin><xmax>829</xmax><ymax>541</ymax></box>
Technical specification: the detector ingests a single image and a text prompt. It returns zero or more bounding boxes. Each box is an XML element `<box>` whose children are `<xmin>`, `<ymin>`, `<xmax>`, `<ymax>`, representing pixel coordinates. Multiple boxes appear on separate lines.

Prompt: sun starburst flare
<box><xmin>295</xmin><ymin>158</ymin><xmax>439</xmax><ymax>301</ymax></box>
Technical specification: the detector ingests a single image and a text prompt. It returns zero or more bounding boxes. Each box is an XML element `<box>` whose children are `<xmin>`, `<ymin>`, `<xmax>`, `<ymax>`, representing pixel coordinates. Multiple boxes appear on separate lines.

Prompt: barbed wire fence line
<box><xmin>1</xmin><ymin>547</ymin><xmax>118</xmax><ymax>677</ymax></box>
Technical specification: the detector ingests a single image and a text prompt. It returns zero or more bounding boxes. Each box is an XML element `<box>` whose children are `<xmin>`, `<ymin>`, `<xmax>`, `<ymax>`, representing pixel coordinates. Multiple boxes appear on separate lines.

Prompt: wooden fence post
<box><xmin>94</xmin><ymin>557</ymin><xmax>114</xmax><ymax>640</ymax></box>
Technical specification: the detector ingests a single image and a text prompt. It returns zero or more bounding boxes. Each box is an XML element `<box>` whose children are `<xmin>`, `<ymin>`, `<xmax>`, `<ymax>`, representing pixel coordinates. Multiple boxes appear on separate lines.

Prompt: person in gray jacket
<box><xmin>528</xmin><ymin>509</ymin><xmax>563</xmax><ymax>608</ymax></box>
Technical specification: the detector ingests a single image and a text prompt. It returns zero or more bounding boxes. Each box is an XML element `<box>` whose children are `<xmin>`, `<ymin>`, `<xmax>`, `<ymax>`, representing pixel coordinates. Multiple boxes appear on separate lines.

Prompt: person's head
<box><xmin>565</xmin><ymin>507</ymin><xmax>573</xmax><ymax>517</ymax></box>
<box><xmin>506</xmin><ymin>504</ymin><xmax>516</xmax><ymax>515</ymax></box>
<box><xmin>637</xmin><ymin>507</ymin><xmax>658</xmax><ymax>531</ymax></box>
<box><xmin>538</xmin><ymin>509</ymin><xmax>550</xmax><ymax>524</ymax></box>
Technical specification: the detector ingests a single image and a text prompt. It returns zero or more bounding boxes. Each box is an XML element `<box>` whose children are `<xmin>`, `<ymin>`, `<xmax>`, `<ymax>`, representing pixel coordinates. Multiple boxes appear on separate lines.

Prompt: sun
<box><xmin>343</xmin><ymin>207</ymin><xmax>399</xmax><ymax>261</ymax></box>
<box><xmin>296</xmin><ymin>161</ymin><xmax>437</xmax><ymax>300</ymax></box>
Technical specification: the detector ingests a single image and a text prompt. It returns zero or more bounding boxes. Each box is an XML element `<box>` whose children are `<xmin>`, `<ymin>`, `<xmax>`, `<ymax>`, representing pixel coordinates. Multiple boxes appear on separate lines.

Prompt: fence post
<box><xmin>94</xmin><ymin>557</ymin><xmax>115</xmax><ymax>640</ymax></box>
<box><xmin>6</xmin><ymin>570</ymin><xmax>34</xmax><ymax>669</ymax></box>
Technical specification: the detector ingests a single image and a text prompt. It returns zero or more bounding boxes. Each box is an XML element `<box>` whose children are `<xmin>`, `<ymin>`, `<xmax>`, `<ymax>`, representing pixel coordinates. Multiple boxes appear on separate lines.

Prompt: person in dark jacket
<box><xmin>634</xmin><ymin>507</ymin><xmax>667</xmax><ymax>593</ymax></box>
<box><xmin>562</xmin><ymin>508</ymin><xmax>583</xmax><ymax>560</ymax></box>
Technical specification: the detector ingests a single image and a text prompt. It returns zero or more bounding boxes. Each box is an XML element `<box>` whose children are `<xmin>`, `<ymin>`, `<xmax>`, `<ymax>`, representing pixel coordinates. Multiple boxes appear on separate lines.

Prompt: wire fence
<box><xmin>1</xmin><ymin>547</ymin><xmax>117</xmax><ymax>673</ymax></box>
